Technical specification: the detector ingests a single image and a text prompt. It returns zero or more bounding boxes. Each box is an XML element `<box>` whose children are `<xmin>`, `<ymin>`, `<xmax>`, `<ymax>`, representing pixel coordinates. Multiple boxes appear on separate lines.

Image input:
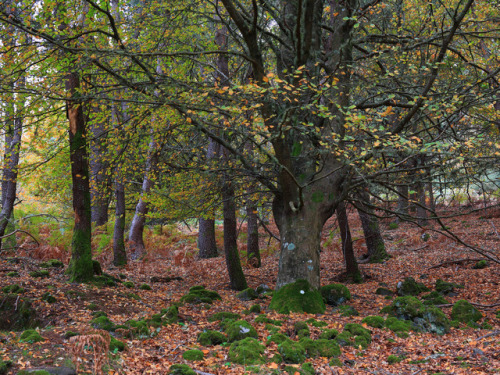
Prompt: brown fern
<box><xmin>69</xmin><ymin>329</ymin><xmax>110</xmax><ymax>375</ymax></box>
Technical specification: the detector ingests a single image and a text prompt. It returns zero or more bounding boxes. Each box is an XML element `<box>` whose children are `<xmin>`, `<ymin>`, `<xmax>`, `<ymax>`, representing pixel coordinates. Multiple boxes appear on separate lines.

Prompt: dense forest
<box><xmin>0</xmin><ymin>0</ymin><xmax>499</xmax><ymax>374</ymax></box>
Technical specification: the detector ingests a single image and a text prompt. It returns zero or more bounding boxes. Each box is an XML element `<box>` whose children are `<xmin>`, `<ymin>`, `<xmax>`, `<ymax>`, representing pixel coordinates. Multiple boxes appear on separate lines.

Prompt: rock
<box><xmin>451</xmin><ymin>300</ymin><xmax>483</xmax><ymax>323</ymax></box>
<box><xmin>255</xmin><ymin>284</ymin><xmax>272</xmax><ymax>295</ymax></box>
<box><xmin>0</xmin><ymin>296</ymin><xmax>39</xmax><ymax>331</ymax></box>
<box><xmin>320</xmin><ymin>284</ymin><xmax>351</xmax><ymax>306</ymax></box>
<box><xmin>396</xmin><ymin>277</ymin><xmax>429</xmax><ymax>296</ymax></box>
<box><xmin>236</xmin><ymin>288</ymin><xmax>258</xmax><ymax>301</ymax></box>
<box><xmin>375</xmin><ymin>287</ymin><xmax>394</xmax><ymax>296</ymax></box>
<box><xmin>224</xmin><ymin>320</ymin><xmax>258</xmax><ymax>342</ymax></box>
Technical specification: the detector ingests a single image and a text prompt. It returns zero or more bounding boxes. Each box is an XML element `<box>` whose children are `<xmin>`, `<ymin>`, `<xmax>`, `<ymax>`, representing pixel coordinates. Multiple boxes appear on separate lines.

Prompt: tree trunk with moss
<box><xmin>65</xmin><ymin>71</ymin><xmax>93</xmax><ymax>282</ymax></box>
<box><xmin>357</xmin><ymin>191</ymin><xmax>388</xmax><ymax>263</ymax></box>
<box><xmin>336</xmin><ymin>201</ymin><xmax>361</xmax><ymax>282</ymax></box>
<box><xmin>246</xmin><ymin>199</ymin><xmax>260</xmax><ymax>268</ymax></box>
<box><xmin>113</xmin><ymin>179</ymin><xmax>127</xmax><ymax>266</ymax></box>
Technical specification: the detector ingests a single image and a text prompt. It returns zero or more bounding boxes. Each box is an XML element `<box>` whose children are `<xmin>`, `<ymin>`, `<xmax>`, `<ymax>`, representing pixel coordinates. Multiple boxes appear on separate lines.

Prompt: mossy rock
<box><xmin>225</xmin><ymin>320</ymin><xmax>258</xmax><ymax>342</ymax></box>
<box><xmin>270</xmin><ymin>279</ymin><xmax>325</xmax><ymax>314</ymax></box>
<box><xmin>91</xmin><ymin>274</ymin><xmax>118</xmax><ymax>287</ymax></box>
<box><xmin>381</xmin><ymin>296</ymin><xmax>450</xmax><ymax>335</ymax></box>
<box><xmin>109</xmin><ymin>337</ymin><xmax>126</xmax><ymax>352</ymax></box>
<box><xmin>208</xmin><ymin>311</ymin><xmax>240</xmax><ymax>322</ymax></box>
<box><xmin>236</xmin><ymin>288</ymin><xmax>259</xmax><ymax>301</ymax></box>
<box><xmin>387</xmin><ymin>354</ymin><xmax>404</xmax><ymax>364</ymax></box>
<box><xmin>255</xmin><ymin>284</ymin><xmax>272</xmax><ymax>295</ymax></box>
<box><xmin>375</xmin><ymin>287</ymin><xmax>394</xmax><ymax>296</ymax></box>
<box><xmin>168</xmin><ymin>364</ymin><xmax>196</xmax><ymax>375</ymax></box>
<box><xmin>249</xmin><ymin>304</ymin><xmax>261</xmax><ymax>314</ymax></box>
<box><xmin>228</xmin><ymin>337</ymin><xmax>266</xmax><ymax>365</ymax></box>
<box><xmin>336</xmin><ymin>305</ymin><xmax>359</xmax><ymax>317</ymax></box>
<box><xmin>6</xmin><ymin>271</ymin><xmax>19</xmax><ymax>277</ymax></box>
<box><xmin>336</xmin><ymin>323</ymin><xmax>372</xmax><ymax>349</ymax></box>
<box><xmin>40</xmin><ymin>259</ymin><xmax>64</xmax><ymax>268</ymax></box>
<box><xmin>0</xmin><ymin>360</ymin><xmax>12</xmax><ymax>375</ymax></box>
<box><xmin>422</xmin><ymin>291</ymin><xmax>449</xmax><ymax>306</ymax></box>
<box><xmin>125</xmin><ymin>319</ymin><xmax>150</xmax><ymax>337</ymax></box>
<box><xmin>2</xmin><ymin>284</ymin><xmax>24</xmax><ymax>294</ymax></box>
<box><xmin>16</xmin><ymin>371</ymin><xmax>52</xmax><ymax>375</ymax></box>
<box><xmin>255</xmin><ymin>314</ymin><xmax>282</xmax><ymax>326</ymax></box>
<box><xmin>0</xmin><ymin>295</ymin><xmax>39</xmax><ymax>330</ymax></box>
<box><xmin>41</xmin><ymin>292</ymin><xmax>57</xmax><ymax>304</ymax></box>
<box><xmin>451</xmin><ymin>300</ymin><xmax>483</xmax><ymax>323</ymax></box>
<box><xmin>362</xmin><ymin>316</ymin><xmax>385</xmax><ymax>328</ymax></box>
<box><xmin>318</xmin><ymin>329</ymin><xmax>339</xmax><ymax>340</ymax></box>
<box><xmin>139</xmin><ymin>283</ymin><xmax>152</xmax><ymax>290</ymax></box>
<box><xmin>299</xmin><ymin>338</ymin><xmax>341</xmax><ymax>358</ymax></box>
<box><xmin>278</xmin><ymin>340</ymin><xmax>306</xmax><ymax>364</ymax></box>
<box><xmin>472</xmin><ymin>260</ymin><xmax>488</xmax><ymax>269</ymax></box>
<box><xmin>197</xmin><ymin>330</ymin><xmax>226</xmax><ymax>346</ymax></box>
<box><xmin>19</xmin><ymin>329</ymin><xmax>44</xmax><ymax>343</ymax></box>
<box><xmin>90</xmin><ymin>315</ymin><xmax>115</xmax><ymax>331</ymax></box>
<box><xmin>305</xmin><ymin>318</ymin><xmax>327</xmax><ymax>327</ymax></box>
<box><xmin>180</xmin><ymin>286</ymin><xmax>221</xmax><ymax>304</ymax></box>
<box><xmin>435</xmin><ymin>279</ymin><xmax>463</xmax><ymax>295</ymax></box>
<box><xmin>123</xmin><ymin>281</ymin><xmax>135</xmax><ymax>288</ymax></box>
<box><xmin>29</xmin><ymin>270</ymin><xmax>50</xmax><ymax>278</ymax></box>
<box><xmin>91</xmin><ymin>310</ymin><xmax>108</xmax><ymax>318</ymax></box>
<box><xmin>320</xmin><ymin>284</ymin><xmax>351</xmax><ymax>306</ymax></box>
<box><xmin>396</xmin><ymin>277</ymin><xmax>429</xmax><ymax>296</ymax></box>
<box><xmin>182</xmin><ymin>349</ymin><xmax>204</xmax><ymax>361</ymax></box>
<box><xmin>266</xmin><ymin>333</ymin><xmax>290</xmax><ymax>345</ymax></box>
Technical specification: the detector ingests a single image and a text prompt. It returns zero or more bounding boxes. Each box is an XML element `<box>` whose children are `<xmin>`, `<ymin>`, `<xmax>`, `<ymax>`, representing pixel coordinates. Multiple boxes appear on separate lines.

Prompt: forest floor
<box><xmin>0</xmin><ymin>208</ymin><xmax>499</xmax><ymax>375</ymax></box>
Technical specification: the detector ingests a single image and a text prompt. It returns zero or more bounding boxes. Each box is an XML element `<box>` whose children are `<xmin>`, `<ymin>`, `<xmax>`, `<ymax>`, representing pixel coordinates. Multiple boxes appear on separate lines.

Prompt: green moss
<box><xmin>387</xmin><ymin>354</ymin><xmax>403</xmax><ymax>364</ymax></box>
<box><xmin>197</xmin><ymin>330</ymin><xmax>226</xmax><ymax>346</ymax></box>
<box><xmin>299</xmin><ymin>338</ymin><xmax>341</xmax><ymax>358</ymax></box>
<box><xmin>472</xmin><ymin>260</ymin><xmax>488</xmax><ymax>269</ymax></box>
<box><xmin>40</xmin><ymin>259</ymin><xmax>64</xmax><ymax>268</ymax></box>
<box><xmin>182</xmin><ymin>349</ymin><xmax>204</xmax><ymax>361</ymax></box>
<box><xmin>319</xmin><ymin>329</ymin><xmax>339</xmax><ymax>340</ymax></box>
<box><xmin>336</xmin><ymin>323</ymin><xmax>371</xmax><ymax>349</ymax></box>
<box><xmin>320</xmin><ymin>284</ymin><xmax>351</xmax><ymax>306</ymax></box>
<box><xmin>396</xmin><ymin>277</ymin><xmax>429</xmax><ymax>296</ymax></box>
<box><xmin>19</xmin><ymin>329</ymin><xmax>43</xmax><ymax>343</ymax></box>
<box><xmin>270</xmin><ymin>279</ymin><xmax>325</xmax><ymax>314</ymax></box>
<box><xmin>2</xmin><ymin>284</ymin><xmax>24</xmax><ymax>294</ymax></box>
<box><xmin>208</xmin><ymin>311</ymin><xmax>240</xmax><ymax>322</ymax></box>
<box><xmin>434</xmin><ymin>279</ymin><xmax>463</xmax><ymax>295</ymax></box>
<box><xmin>91</xmin><ymin>315</ymin><xmax>115</xmax><ymax>331</ymax></box>
<box><xmin>381</xmin><ymin>296</ymin><xmax>424</xmax><ymax>319</ymax></box>
<box><xmin>300</xmin><ymin>363</ymin><xmax>315</xmax><ymax>375</ymax></box>
<box><xmin>110</xmin><ymin>337</ymin><xmax>126</xmax><ymax>352</ymax></box>
<box><xmin>161</xmin><ymin>305</ymin><xmax>179</xmax><ymax>324</ymax></box>
<box><xmin>6</xmin><ymin>271</ymin><xmax>19</xmax><ymax>277</ymax></box>
<box><xmin>451</xmin><ymin>300</ymin><xmax>483</xmax><ymax>323</ymax></box>
<box><xmin>29</xmin><ymin>270</ymin><xmax>50</xmax><ymax>278</ymax></box>
<box><xmin>336</xmin><ymin>305</ymin><xmax>359</xmax><ymax>317</ymax></box>
<box><xmin>385</xmin><ymin>317</ymin><xmax>411</xmax><ymax>337</ymax></box>
<box><xmin>64</xmin><ymin>330</ymin><xmax>79</xmax><ymax>339</ymax></box>
<box><xmin>123</xmin><ymin>281</ymin><xmax>135</xmax><ymax>288</ymax></box>
<box><xmin>375</xmin><ymin>287</ymin><xmax>394</xmax><ymax>296</ymax></box>
<box><xmin>388</xmin><ymin>222</ymin><xmax>399</xmax><ymax>230</ymax></box>
<box><xmin>305</xmin><ymin>318</ymin><xmax>327</xmax><ymax>327</ymax></box>
<box><xmin>362</xmin><ymin>316</ymin><xmax>385</xmax><ymax>328</ymax></box>
<box><xmin>41</xmin><ymin>292</ymin><xmax>57</xmax><ymax>304</ymax></box>
<box><xmin>180</xmin><ymin>286</ymin><xmax>221</xmax><ymax>304</ymax></box>
<box><xmin>91</xmin><ymin>274</ymin><xmax>118</xmax><ymax>287</ymax></box>
<box><xmin>228</xmin><ymin>337</ymin><xmax>266</xmax><ymax>365</ymax></box>
<box><xmin>329</xmin><ymin>357</ymin><xmax>343</xmax><ymax>367</ymax></box>
<box><xmin>293</xmin><ymin>321</ymin><xmax>309</xmax><ymax>334</ymax></box>
<box><xmin>87</xmin><ymin>303</ymin><xmax>98</xmax><ymax>310</ymax></box>
<box><xmin>422</xmin><ymin>291</ymin><xmax>449</xmax><ymax>306</ymax></box>
<box><xmin>249</xmin><ymin>304</ymin><xmax>261</xmax><ymax>313</ymax></box>
<box><xmin>255</xmin><ymin>314</ymin><xmax>282</xmax><ymax>326</ymax></box>
<box><xmin>168</xmin><ymin>364</ymin><xmax>197</xmax><ymax>375</ymax></box>
<box><xmin>0</xmin><ymin>360</ymin><xmax>12</xmax><ymax>375</ymax></box>
<box><xmin>278</xmin><ymin>340</ymin><xmax>306</xmax><ymax>363</ymax></box>
<box><xmin>0</xmin><ymin>295</ymin><xmax>38</xmax><ymax>330</ymax></box>
<box><xmin>236</xmin><ymin>288</ymin><xmax>259</xmax><ymax>301</ymax></box>
<box><xmin>125</xmin><ymin>319</ymin><xmax>150</xmax><ymax>337</ymax></box>
<box><xmin>225</xmin><ymin>320</ymin><xmax>258</xmax><ymax>342</ymax></box>
<box><xmin>496</xmin><ymin>310</ymin><xmax>500</xmax><ymax>319</ymax></box>
<box><xmin>17</xmin><ymin>371</ymin><xmax>51</xmax><ymax>375</ymax></box>
<box><xmin>139</xmin><ymin>283</ymin><xmax>152</xmax><ymax>290</ymax></box>
<box><xmin>266</xmin><ymin>333</ymin><xmax>289</xmax><ymax>345</ymax></box>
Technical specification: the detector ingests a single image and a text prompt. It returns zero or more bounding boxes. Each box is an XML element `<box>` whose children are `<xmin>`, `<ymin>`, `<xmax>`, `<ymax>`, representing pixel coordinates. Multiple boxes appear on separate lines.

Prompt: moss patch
<box><xmin>110</xmin><ymin>337</ymin><xmax>126</xmax><ymax>352</ymax></box>
<box><xmin>0</xmin><ymin>295</ymin><xmax>39</xmax><ymax>330</ymax></box>
<box><xmin>236</xmin><ymin>288</ymin><xmax>258</xmax><ymax>301</ymax></box>
<box><xmin>0</xmin><ymin>360</ymin><xmax>12</xmax><ymax>375</ymax></box>
<box><xmin>300</xmin><ymin>338</ymin><xmax>341</xmax><ymax>358</ymax></box>
<box><xmin>41</xmin><ymin>292</ymin><xmax>57</xmax><ymax>304</ymax></box>
<box><xmin>182</xmin><ymin>349</ymin><xmax>204</xmax><ymax>361</ymax></box>
<box><xmin>228</xmin><ymin>337</ymin><xmax>266</xmax><ymax>365</ymax></box>
<box><xmin>40</xmin><ymin>259</ymin><xmax>64</xmax><ymax>268</ymax></box>
<box><xmin>451</xmin><ymin>300</ymin><xmax>483</xmax><ymax>323</ymax></box>
<box><xmin>396</xmin><ymin>277</ymin><xmax>429</xmax><ymax>296</ymax></box>
<box><xmin>91</xmin><ymin>315</ymin><xmax>115</xmax><ymax>331</ymax></box>
<box><xmin>197</xmin><ymin>330</ymin><xmax>226</xmax><ymax>346</ymax></box>
<box><xmin>422</xmin><ymin>291</ymin><xmax>449</xmax><ymax>305</ymax></box>
<box><xmin>362</xmin><ymin>316</ymin><xmax>385</xmax><ymax>328</ymax></box>
<box><xmin>472</xmin><ymin>260</ymin><xmax>488</xmax><ymax>269</ymax></box>
<box><xmin>180</xmin><ymin>286</ymin><xmax>221</xmax><ymax>304</ymax></box>
<box><xmin>139</xmin><ymin>283</ymin><xmax>152</xmax><ymax>290</ymax></box>
<box><xmin>335</xmin><ymin>323</ymin><xmax>371</xmax><ymax>349</ymax></box>
<box><xmin>208</xmin><ymin>311</ymin><xmax>240</xmax><ymax>322</ymax></box>
<box><xmin>123</xmin><ymin>281</ymin><xmax>135</xmax><ymax>288</ymax></box>
<box><xmin>320</xmin><ymin>284</ymin><xmax>351</xmax><ymax>306</ymax></box>
<box><xmin>29</xmin><ymin>270</ymin><xmax>50</xmax><ymax>278</ymax></box>
<box><xmin>278</xmin><ymin>340</ymin><xmax>306</xmax><ymax>363</ymax></box>
<box><xmin>319</xmin><ymin>329</ymin><xmax>339</xmax><ymax>340</ymax></box>
<box><xmin>435</xmin><ymin>279</ymin><xmax>463</xmax><ymax>295</ymax></box>
<box><xmin>270</xmin><ymin>279</ymin><xmax>325</xmax><ymax>314</ymax></box>
<box><xmin>19</xmin><ymin>329</ymin><xmax>44</xmax><ymax>343</ymax></box>
<box><xmin>2</xmin><ymin>284</ymin><xmax>24</xmax><ymax>294</ymax></box>
<box><xmin>168</xmin><ymin>364</ymin><xmax>197</xmax><ymax>375</ymax></box>
<box><xmin>255</xmin><ymin>314</ymin><xmax>283</xmax><ymax>326</ymax></box>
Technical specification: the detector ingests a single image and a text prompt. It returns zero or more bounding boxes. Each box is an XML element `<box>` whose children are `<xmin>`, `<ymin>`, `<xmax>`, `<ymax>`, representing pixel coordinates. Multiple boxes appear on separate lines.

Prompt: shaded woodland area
<box><xmin>0</xmin><ymin>0</ymin><xmax>499</xmax><ymax>374</ymax></box>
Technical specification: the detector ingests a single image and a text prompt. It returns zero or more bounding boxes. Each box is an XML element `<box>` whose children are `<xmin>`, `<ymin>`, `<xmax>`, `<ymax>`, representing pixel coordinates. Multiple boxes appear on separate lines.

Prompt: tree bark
<box><xmin>113</xmin><ymin>179</ymin><xmax>127</xmax><ymax>266</ymax></box>
<box><xmin>397</xmin><ymin>183</ymin><xmax>409</xmax><ymax>222</ymax></box>
<box><xmin>336</xmin><ymin>201</ymin><xmax>361</xmax><ymax>282</ymax></box>
<box><xmin>65</xmin><ymin>71</ymin><xmax>93</xmax><ymax>282</ymax></box>
<box><xmin>246</xmin><ymin>199</ymin><xmax>260</xmax><ymax>268</ymax></box>
<box><xmin>357</xmin><ymin>191</ymin><xmax>388</xmax><ymax>263</ymax></box>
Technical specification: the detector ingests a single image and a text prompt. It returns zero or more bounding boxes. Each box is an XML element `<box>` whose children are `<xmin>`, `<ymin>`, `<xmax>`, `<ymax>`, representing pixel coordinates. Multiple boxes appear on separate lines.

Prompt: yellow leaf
<box><xmin>268</xmin><ymin>363</ymin><xmax>278</xmax><ymax>369</ymax></box>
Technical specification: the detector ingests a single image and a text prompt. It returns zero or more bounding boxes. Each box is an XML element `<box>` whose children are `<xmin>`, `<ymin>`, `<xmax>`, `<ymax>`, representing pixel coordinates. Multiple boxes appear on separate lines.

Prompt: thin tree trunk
<box><xmin>65</xmin><ymin>71</ymin><xmax>93</xmax><ymax>282</ymax></box>
<box><xmin>128</xmin><ymin>134</ymin><xmax>159</xmax><ymax>260</ymax></box>
<box><xmin>416</xmin><ymin>157</ymin><xmax>427</xmax><ymax>226</ymax></box>
<box><xmin>397</xmin><ymin>183</ymin><xmax>409</xmax><ymax>222</ymax></box>
<box><xmin>336</xmin><ymin>201</ymin><xmax>361</xmax><ymax>282</ymax></box>
<box><xmin>246</xmin><ymin>199</ymin><xmax>260</xmax><ymax>268</ymax></box>
<box><xmin>357</xmin><ymin>191</ymin><xmax>388</xmax><ymax>263</ymax></box>
<box><xmin>222</xmin><ymin>175</ymin><xmax>247</xmax><ymax>290</ymax></box>
<box><xmin>113</xmin><ymin>179</ymin><xmax>126</xmax><ymax>266</ymax></box>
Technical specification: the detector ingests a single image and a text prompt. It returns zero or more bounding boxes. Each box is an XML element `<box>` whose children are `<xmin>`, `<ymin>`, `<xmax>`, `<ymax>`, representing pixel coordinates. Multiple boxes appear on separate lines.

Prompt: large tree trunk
<box><xmin>65</xmin><ymin>71</ymin><xmax>93</xmax><ymax>282</ymax></box>
<box><xmin>336</xmin><ymin>201</ymin><xmax>361</xmax><ymax>282</ymax></box>
<box><xmin>128</xmin><ymin>134</ymin><xmax>159</xmax><ymax>260</ymax></box>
